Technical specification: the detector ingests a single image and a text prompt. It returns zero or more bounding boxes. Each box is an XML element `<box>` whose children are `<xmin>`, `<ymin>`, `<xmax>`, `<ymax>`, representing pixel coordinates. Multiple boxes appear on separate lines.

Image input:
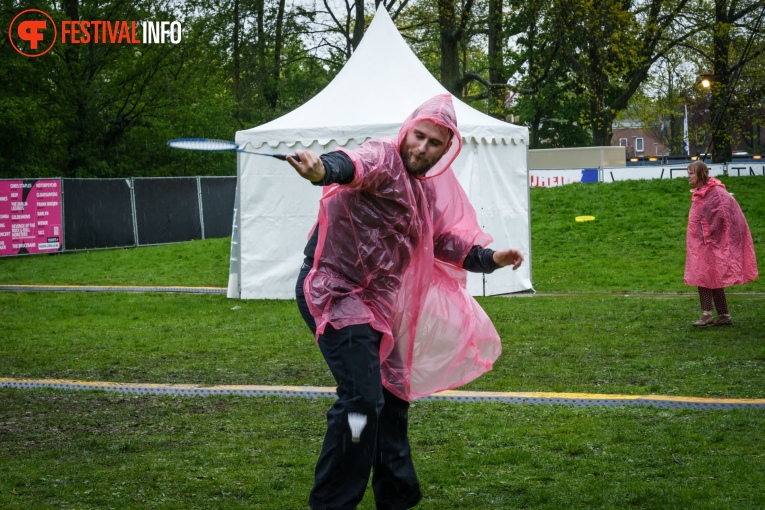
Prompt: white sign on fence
<box><xmin>529</xmin><ymin>163</ymin><xmax>765</xmax><ymax>187</ymax></box>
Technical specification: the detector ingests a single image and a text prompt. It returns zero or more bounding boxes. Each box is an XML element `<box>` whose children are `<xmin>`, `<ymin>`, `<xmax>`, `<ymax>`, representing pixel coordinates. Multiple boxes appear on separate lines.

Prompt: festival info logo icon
<box><xmin>9</xmin><ymin>9</ymin><xmax>57</xmax><ymax>57</ymax></box>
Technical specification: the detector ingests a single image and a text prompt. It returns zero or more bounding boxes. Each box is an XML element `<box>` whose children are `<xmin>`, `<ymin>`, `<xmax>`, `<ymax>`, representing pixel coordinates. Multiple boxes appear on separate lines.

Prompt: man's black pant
<box><xmin>296</xmin><ymin>264</ymin><xmax>422</xmax><ymax>510</ymax></box>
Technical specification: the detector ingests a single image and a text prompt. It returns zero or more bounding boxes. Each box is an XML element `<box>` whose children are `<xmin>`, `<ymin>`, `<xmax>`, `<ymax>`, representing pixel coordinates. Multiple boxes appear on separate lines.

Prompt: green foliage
<box><xmin>1</xmin><ymin>0</ymin><xmax>233</xmax><ymax>177</ymax></box>
<box><xmin>396</xmin><ymin>0</ymin><xmax>504</xmax><ymax>115</ymax></box>
<box><xmin>503</xmin><ymin>1</ymin><xmax>591</xmax><ymax>147</ymax></box>
<box><xmin>620</xmin><ymin>61</ymin><xmax>697</xmax><ymax>155</ymax></box>
<box><xmin>2</xmin><ymin>0</ymin><xmax>764</xmax><ymax>182</ymax></box>
<box><xmin>513</xmin><ymin>81</ymin><xmax>593</xmax><ymax>148</ymax></box>
<box><xmin>0</xmin><ymin>0</ymin><xmax>333</xmax><ymax>179</ymax></box>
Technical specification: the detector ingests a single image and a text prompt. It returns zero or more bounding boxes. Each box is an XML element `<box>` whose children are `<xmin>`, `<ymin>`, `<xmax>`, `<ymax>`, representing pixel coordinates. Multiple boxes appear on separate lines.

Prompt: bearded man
<box><xmin>288</xmin><ymin>94</ymin><xmax>523</xmax><ymax>510</ymax></box>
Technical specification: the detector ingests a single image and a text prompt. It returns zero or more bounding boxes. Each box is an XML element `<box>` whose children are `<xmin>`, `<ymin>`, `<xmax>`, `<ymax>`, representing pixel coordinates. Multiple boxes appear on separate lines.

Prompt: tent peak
<box><xmin>236</xmin><ymin>5</ymin><xmax>528</xmax><ymax>149</ymax></box>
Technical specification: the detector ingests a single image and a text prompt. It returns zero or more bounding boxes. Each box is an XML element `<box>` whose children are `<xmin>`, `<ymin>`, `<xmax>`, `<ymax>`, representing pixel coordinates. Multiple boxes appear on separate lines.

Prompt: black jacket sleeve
<box><xmin>462</xmin><ymin>245</ymin><xmax>501</xmax><ymax>274</ymax></box>
<box><xmin>315</xmin><ymin>151</ymin><xmax>355</xmax><ymax>186</ymax></box>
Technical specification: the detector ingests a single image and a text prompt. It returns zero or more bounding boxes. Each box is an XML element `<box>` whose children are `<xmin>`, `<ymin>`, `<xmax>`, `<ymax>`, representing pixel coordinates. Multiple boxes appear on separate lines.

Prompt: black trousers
<box><xmin>296</xmin><ymin>264</ymin><xmax>422</xmax><ymax>510</ymax></box>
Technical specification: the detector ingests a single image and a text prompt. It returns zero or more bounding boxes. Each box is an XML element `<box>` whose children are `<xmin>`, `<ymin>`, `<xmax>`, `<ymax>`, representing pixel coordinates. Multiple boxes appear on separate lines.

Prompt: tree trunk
<box><xmin>531</xmin><ymin>109</ymin><xmax>543</xmax><ymax>149</ymax></box>
<box><xmin>256</xmin><ymin>0</ymin><xmax>265</xmax><ymax>66</ymax></box>
<box><xmin>438</xmin><ymin>0</ymin><xmax>462</xmax><ymax>96</ymax></box>
<box><xmin>63</xmin><ymin>0</ymin><xmax>78</xmax><ymax>19</ymax></box>
<box><xmin>710</xmin><ymin>0</ymin><xmax>733</xmax><ymax>163</ymax></box>
<box><xmin>233</xmin><ymin>0</ymin><xmax>240</xmax><ymax>120</ymax></box>
<box><xmin>62</xmin><ymin>0</ymin><xmax>84</xmax><ymax>175</ymax></box>
<box><xmin>589</xmin><ymin>95</ymin><xmax>614</xmax><ymax>146</ymax></box>
<box><xmin>487</xmin><ymin>0</ymin><xmax>505</xmax><ymax>119</ymax></box>
<box><xmin>351</xmin><ymin>0</ymin><xmax>365</xmax><ymax>50</ymax></box>
<box><xmin>264</xmin><ymin>0</ymin><xmax>286</xmax><ymax>108</ymax></box>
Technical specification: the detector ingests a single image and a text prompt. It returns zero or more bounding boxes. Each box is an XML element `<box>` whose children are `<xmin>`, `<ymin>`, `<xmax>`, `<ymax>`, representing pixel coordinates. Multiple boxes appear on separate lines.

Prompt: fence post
<box><xmin>129</xmin><ymin>177</ymin><xmax>139</xmax><ymax>246</ymax></box>
<box><xmin>59</xmin><ymin>177</ymin><xmax>66</xmax><ymax>252</ymax></box>
<box><xmin>197</xmin><ymin>176</ymin><xmax>206</xmax><ymax>240</ymax></box>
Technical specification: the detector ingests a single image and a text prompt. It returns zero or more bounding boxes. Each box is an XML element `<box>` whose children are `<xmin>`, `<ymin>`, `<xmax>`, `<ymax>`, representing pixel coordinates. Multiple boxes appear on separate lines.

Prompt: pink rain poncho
<box><xmin>304</xmin><ymin>94</ymin><xmax>501</xmax><ymax>401</ymax></box>
<box><xmin>684</xmin><ymin>177</ymin><xmax>758</xmax><ymax>289</ymax></box>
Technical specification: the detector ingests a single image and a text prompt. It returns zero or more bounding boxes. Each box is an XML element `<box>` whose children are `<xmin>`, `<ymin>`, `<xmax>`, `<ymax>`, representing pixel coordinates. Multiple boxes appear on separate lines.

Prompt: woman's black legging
<box><xmin>698</xmin><ymin>287</ymin><xmax>729</xmax><ymax>315</ymax></box>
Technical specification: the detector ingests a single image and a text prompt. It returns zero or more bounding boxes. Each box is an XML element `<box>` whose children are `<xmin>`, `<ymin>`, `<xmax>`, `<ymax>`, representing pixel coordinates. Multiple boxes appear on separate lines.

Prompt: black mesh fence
<box><xmin>63</xmin><ymin>178</ymin><xmax>136</xmax><ymax>250</ymax></box>
<box><xmin>2</xmin><ymin>176</ymin><xmax>236</xmax><ymax>256</ymax></box>
<box><xmin>134</xmin><ymin>177</ymin><xmax>202</xmax><ymax>245</ymax></box>
<box><xmin>200</xmin><ymin>177</ymin><xmax>237</xmax><ymax>240</ymax></box>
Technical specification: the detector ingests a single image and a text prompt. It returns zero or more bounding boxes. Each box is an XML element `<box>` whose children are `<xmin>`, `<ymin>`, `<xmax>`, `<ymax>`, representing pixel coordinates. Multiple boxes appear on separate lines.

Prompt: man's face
<box><xmin>400</xmin><ymin>120</ymin><xmax>452</xmax><ymax>176</ymax></box>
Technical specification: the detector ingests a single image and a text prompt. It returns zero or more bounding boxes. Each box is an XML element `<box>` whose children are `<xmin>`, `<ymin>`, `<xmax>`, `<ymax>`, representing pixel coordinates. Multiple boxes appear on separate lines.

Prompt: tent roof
<box><xmin>236</xmin><ymin>6</ymin><xmax>528</xmax><ymax>149</ymax></box>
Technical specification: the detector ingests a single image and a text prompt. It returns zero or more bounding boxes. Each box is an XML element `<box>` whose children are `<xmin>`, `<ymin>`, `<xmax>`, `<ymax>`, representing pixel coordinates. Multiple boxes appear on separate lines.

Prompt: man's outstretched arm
<box><xmin>436</xmin><ymin>232</ymin><xmax>524</xmax><ymax>274</ymax></box>
<box><xmin>460</xmin><ymin>246</ymin><xmax>524</xmax><ymax>273</ymax></box>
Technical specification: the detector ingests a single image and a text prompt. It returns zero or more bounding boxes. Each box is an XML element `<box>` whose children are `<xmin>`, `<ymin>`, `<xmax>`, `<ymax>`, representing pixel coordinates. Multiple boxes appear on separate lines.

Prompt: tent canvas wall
<box><xmin>227</xmin><ymin>7</ymin><xmax>531</xmax><ymax>299</ymax></box>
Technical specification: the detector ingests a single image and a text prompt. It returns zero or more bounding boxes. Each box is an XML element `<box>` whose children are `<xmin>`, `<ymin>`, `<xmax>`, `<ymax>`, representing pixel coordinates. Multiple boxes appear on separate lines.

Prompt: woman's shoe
<box><xmin>693</xmin><ymin>312</ymin><xmax>715</xmax><ymax>327</ymax></box>
<box><xmin>714</xmin><ymin>314</ymin><xmax>733</xmax><ymax>326</ymax></box>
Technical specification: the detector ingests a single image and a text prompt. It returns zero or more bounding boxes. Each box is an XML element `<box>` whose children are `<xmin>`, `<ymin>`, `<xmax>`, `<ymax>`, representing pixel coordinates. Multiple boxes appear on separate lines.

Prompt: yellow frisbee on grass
<box><xmin>575</xmin><ymin>215</ymin><xmax>595</xmax><ymax>222</ymax></box>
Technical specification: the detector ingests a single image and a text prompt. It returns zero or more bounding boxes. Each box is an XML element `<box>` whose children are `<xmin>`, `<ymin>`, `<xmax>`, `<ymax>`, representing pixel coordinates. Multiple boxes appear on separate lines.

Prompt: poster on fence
<box><xmin>0</xmin><ymin>179</ymin><xmax>63</xmax><ymax>256</ymax></box>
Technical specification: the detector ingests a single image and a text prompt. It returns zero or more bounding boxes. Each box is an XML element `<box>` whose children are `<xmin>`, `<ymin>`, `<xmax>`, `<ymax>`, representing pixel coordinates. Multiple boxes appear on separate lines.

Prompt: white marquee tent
<box><xmin>227</xmin><ymin>6</ymin><xmax>531</xmax><ymax>299</ymax></box>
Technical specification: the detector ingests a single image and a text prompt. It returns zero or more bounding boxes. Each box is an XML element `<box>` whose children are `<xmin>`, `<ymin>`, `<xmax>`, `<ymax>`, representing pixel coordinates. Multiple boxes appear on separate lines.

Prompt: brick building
<box><xmin>611</xmin><ymin>119</ymin><xmax>668</xmax><ymax>158</ymax></box>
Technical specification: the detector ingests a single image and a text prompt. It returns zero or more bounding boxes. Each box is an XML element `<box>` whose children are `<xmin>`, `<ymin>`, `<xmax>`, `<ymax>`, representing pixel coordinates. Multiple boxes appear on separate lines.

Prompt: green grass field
<box><xmin>1</xmin><ymin>176</ymin><xmax>764</xmax><ymax>508</ymax></box>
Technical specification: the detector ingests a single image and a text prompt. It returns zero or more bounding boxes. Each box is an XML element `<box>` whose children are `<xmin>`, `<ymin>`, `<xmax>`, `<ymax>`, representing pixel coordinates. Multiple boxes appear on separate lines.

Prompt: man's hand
<box><xmin>493</xmin><ymin>249</ymin><xmax>524</xmax><ymax>270</ymax></box>
<box><xmin>287</xmin><ymin>150</ymin><xmax>326</xmax><ymax>183</ymax></box>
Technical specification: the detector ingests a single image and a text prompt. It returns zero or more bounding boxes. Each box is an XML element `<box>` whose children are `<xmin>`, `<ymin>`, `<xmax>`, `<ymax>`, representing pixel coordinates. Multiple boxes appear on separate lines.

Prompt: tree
<box><xmin>701</xmin><ymin>0</ymin><xmax>765</xmax><ymax>162</ymax></box>
<box><xmin>486</xmin><ymin>0</ymin><xmax>506</xmax><ymax>118</ymax></box>
<box><xmin>393</xmin><ymin>0</ymin><xmax>504</xmax><ymax>114</ymax></box>
<box><xmin>502</xmin><ymin>0</ymin><xmax>591</xmax><ymax>147</ymax></box>
<box><xmin>1</xmin><ymin>0</ymin><xmax>221</xmax><ymax>178</ymax></box>
<box><xmin>313</xmin><ymin>0</ymin><xmax>408</xmax><ymax>65</ymax></box>
<box><xmin>1</xmin><ymin>0</ymin><xmax>341</xmax><ymax>178</ymax></box>
<box><xmin>230</xmin><ymin>0</ymin><xmax>335</xmax><ymax>125</ymax></box>
<box><xmin>549</xmin><ymin>0</ymin><xmax>693</xmax><ymax>146</ymax></box>
<box><xmin>621</xmin><ymin>57</ymin><xmax>697</xmax><ymax>155</ymax></box>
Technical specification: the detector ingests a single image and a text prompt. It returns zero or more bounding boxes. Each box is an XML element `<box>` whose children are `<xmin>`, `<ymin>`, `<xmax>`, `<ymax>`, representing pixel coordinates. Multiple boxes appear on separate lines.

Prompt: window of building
<box><xmin>619</xmin><ymin>138</ymin><xmax>628</xmax><ymax>147</ymax></box>
<box><xmin>635</xmin><ymin>138</ymin><xmax>644</xmax><ymax>152</ymax></box>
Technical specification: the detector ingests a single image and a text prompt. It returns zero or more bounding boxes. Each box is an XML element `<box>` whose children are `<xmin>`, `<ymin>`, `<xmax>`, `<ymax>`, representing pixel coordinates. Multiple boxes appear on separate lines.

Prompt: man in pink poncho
<box><xmin>685</xmin><ymin>161</ymin><xmax>758</xmax><ymax>327</ymax></box>
<box><xmin>286</xmin><ymin>94</ymin><xmax>524</xmax><ymax>509</ymax></box>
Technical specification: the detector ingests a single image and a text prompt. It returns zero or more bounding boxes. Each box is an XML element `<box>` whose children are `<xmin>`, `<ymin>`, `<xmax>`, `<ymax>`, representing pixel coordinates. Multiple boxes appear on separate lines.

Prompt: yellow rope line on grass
<box><xmin>3</xmin><ymin>378</ymin><xmax>764</xmax><ymax>406</ymax></box>
<box><xmin>433</xmin><ymin>389</ymin><xmax>765</xmax><ymax>405</ymax></box>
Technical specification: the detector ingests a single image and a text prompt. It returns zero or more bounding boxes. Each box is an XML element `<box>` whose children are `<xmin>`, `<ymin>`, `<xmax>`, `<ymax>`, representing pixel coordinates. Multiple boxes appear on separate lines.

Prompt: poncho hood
<box><xmin>690</xmin><ymin>176</ymin><xmax>726</xmax><ymax>199</ymax></box>
<box><xmin>397</xmin><ymin>93</ymin><xmax>462</xmax><ymax>179</ymax></box>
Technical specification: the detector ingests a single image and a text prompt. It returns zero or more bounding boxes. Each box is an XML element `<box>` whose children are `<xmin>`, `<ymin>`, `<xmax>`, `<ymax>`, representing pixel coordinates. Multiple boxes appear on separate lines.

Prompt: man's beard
<box><xmin>400</xmin><ymin>146</ymin><xmax>438</xmax><ymax>176</ymax></box>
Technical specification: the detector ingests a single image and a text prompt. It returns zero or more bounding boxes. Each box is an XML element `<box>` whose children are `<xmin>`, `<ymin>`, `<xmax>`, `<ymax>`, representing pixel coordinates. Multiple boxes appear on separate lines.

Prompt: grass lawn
<box><xmin>1</xmin><ymin>176</ymin><xmax>764</xmax><ymax>508</ymax></box>
<box><xmin>2</xmin><ymin>391</ymin><xmax>763</xmax><ymax>509</ymax></box>
<box><xmin>1</xmin><ymin>292</ymin><xmax>764</xmax><ymax>398</ymax></box>
<box><xmin>529</xmin><ymin>176</ymin><xmax>764</xmax><ymax>293</ymax></box>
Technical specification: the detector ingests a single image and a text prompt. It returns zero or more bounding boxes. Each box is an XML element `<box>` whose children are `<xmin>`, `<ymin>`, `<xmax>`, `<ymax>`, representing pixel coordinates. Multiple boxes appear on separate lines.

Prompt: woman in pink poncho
<box><xmin>685</xmin><ymin>161</ymin><xmax>758</xmax><ymax>327</ymax></box>
<box><xmin>287</xmin><ymin>94</ymin><xmax>524</xmax><ymax>510</ymax></box>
